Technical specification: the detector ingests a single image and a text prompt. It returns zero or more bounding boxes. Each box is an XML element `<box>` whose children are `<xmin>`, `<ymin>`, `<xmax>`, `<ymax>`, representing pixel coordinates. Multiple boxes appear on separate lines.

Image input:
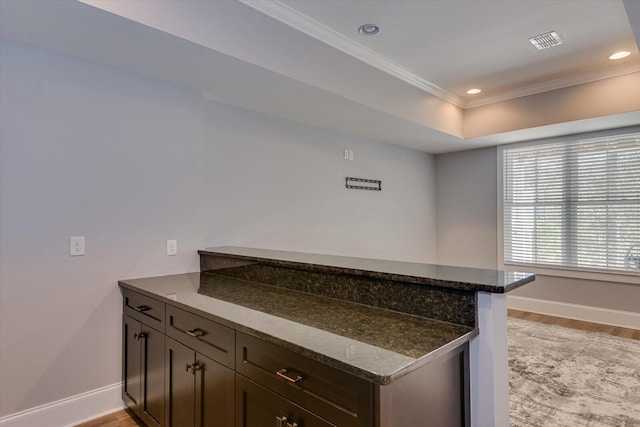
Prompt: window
<box><xmin>503</xmin><ymin>132</ymin><xmax>640</xmax><ymax>274</ymax></box>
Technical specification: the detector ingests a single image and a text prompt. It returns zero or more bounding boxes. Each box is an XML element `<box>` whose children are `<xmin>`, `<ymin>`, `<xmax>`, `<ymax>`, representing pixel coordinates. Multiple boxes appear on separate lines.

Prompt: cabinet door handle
<box><xmin>133</xmin><ymin>305</ymin><xmax>151</xmax><ymax>312</ymax></box>
<box><xmin>276</xmin><ymin>416</ymin><xmax>287</xmax><ymax>427</ymax></box>
<box><xmin>276</xmin><ymin>368</ymin><xmax>303</xmax><ymax>384</ymax></box>
<box><xmin>186</xmin><ymin>328</ymin><xmax>205</xmax><ymax>338</ymax></box>
<box><xmin>186</xmin><ymin>362</ymin><xmax>202</xmax><ymax>375</ymax></box>
<box><xmin>287</xmin><ymin>422</ymin><xmax>298</xmax><ymax>427</ymax></box>
<box><xmin>135</xmin><ymin>332</ymin><xmax>147</xmax><ymax>341</ymax></box>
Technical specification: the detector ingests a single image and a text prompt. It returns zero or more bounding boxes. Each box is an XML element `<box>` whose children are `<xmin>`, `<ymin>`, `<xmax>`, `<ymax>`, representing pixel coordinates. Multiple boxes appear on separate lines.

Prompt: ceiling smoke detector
<box><xmin>529</xmin><ymin>31</ymin><xmax>563</xmax><ymax>50</ymax></box>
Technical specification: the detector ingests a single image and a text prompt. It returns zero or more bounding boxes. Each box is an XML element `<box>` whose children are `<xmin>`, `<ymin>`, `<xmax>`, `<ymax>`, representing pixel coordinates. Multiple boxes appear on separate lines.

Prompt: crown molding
<box><xmin>237</xmin><ymin>0</ymin><xmax>464</xmax><ymax>107</ymax></box>
<box><xmin>455</xmin><ymin>62</ymin><xmax>640</xmax><ymax>109</ymax></box>
<box><xmin>238</xmin><ymin>0</ymin><xmax>640</xmax><ymax>111</ymax></box>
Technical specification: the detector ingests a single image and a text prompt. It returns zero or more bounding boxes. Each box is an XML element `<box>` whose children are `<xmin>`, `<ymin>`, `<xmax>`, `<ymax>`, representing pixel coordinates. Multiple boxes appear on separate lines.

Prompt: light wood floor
<box><xmin>78</xmin><ymin>311</ymin><xmax>640</xmax><ymax>426</ymax></box>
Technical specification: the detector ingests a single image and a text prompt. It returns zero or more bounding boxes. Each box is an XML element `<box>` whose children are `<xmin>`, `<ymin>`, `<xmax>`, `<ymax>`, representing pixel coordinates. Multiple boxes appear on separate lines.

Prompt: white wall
<box><xmin>0</xmin><ymin>41</ymin><xmax>438</xmax><ymax>419</ymax></box>
<box><xmin>435</xmin><ymin>145</ymin><xmax>640</xmax><ymax>318</ymax></box>
<box><xmin>203</xmin><ymin>101</ymin><xmax>437</xmax><ymax>263</ymax></box>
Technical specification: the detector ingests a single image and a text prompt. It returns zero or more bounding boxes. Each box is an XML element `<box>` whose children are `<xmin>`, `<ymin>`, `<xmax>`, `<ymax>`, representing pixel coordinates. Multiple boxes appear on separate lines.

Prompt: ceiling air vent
<box><xmin>529</xmin><ymin>31</ymin><xmax>563</xmax><ymax>50</ymax></box>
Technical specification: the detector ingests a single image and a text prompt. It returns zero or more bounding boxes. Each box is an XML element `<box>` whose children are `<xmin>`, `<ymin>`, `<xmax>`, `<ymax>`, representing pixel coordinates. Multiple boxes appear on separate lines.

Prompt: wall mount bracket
<box><xmin>346</xmin><ymin>177</ymin><xmax>381</xmax><ymax>191</ymax></box>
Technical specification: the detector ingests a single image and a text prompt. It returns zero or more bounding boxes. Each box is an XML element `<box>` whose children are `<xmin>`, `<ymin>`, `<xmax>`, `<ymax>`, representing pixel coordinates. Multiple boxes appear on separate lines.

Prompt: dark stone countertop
<box><xmin>199</xmin><ymin>246</ymin><xmax>535</xmax><ymax>293</ymax></box>
<box><xmin>119</xmin><ymin>272</ymin><xmax>476</xmax><ymax>385</ymax></box>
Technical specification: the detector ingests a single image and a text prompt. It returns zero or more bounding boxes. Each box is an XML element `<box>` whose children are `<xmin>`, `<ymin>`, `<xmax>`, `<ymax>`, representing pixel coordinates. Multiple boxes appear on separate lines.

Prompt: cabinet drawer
<box><xmin>236</xmin><ymin>375</ymin><xmax>335</xmax><ymax>427</ymax></box>
<box><xmin>166</xmin><ymin>305</ymin><xmax>235</xmax><ymax>369</ymax></box>
<box><xmin>123</xmin><ymin>288</ymin><xmax>165</xmax><ymax>331</ymax></box>
<box><xmin>236</xmin><ymin>333</ymin><xmax>373</xmax><ymax>427</ymax></box>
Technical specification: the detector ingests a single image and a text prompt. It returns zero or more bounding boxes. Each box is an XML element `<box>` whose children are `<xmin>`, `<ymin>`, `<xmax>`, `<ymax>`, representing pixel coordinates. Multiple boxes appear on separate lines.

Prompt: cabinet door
<box><xmin>236</xmin><ymin>375</ymin><xmax>335</xmax><ymax>427</ymax></box>
<box><xmin>123</xmin><ymin>315</ymin><xmax>141</xmax><ymax>415</ymax></box>
<box><xmin>197</xmin><ymin>353</ymin><xmax>235</xmax><ymax>427</ymax></box>
<box><xmin>166</xmin><ymin>337</ymin><xmax>196</xmax><ymax>427</ymax></box>
<box><xmin>140</xmin><ymin>325</ymin><xmax>165</xmax><ymax>427</ymax></box>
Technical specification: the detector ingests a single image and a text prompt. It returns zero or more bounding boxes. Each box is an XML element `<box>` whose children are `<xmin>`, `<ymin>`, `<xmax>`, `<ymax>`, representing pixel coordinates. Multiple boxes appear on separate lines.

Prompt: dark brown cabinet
<box><xmin>236</xmin><ymin>375</ymin><xmax>334</xmax><ymax>427</ymax></box>
<box><xmin>121</xmin><ymin>284</ymin><xmax>469</xmax><ymax>427</ymax></box>
<box><xmin>122</xmin><ymin>314</ymin><xmax>165</xmax><ymax>427</ymax></box>
<box><xmin>236</xmin><ymin>332</ymin><xmax>372</xmax><ymax>427</ymax></box>
<box><xmin>165</xmin><ymin>305</ymin><xmax>234</xmax><ymax>369</ymax></box>
<box><xmin>165</xmin><ymin>336</ymin><xmax>234</xmax><ymax>427</ymax></box>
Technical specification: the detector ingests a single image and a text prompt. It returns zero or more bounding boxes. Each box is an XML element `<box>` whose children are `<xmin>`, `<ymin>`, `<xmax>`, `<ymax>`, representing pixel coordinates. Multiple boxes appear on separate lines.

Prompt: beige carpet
<box><xmin>509</xmin><ymin>318</ymin><xmax>640</xmax><ymax>427</ymax></box>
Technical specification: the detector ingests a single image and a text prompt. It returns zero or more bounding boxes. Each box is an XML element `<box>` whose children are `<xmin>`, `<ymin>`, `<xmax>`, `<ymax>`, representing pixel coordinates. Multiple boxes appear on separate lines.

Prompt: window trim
<box><xmin>497</xmin><ymin>126</ymin><xmax>640</xmax><ymax>285</ymax></box>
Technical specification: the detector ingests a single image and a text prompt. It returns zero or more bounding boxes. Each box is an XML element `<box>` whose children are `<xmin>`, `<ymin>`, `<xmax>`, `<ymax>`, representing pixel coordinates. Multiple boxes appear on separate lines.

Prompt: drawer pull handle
<box><xmin>276</xmin><ymin>368</ymin><xmax>303</xmax><ymax>384</ymax></box>
<box><xmin>276</xmin><ymin>416</ymin><xmax>296</xmax><ymax>427</ymax></box>
<box><xmin>133</xmin><ymin>305</ymin><xmax>151</xmax><ymax>313</ymax></box>
<box><xmin>186</xmin><ymin>328</ymin><xmax>205</xmax><ymax>338</ymax></box>
<box><xmin>276</xmin><ymin>416</ymin><xmax>297</xmax><ymax>427</ymax></box>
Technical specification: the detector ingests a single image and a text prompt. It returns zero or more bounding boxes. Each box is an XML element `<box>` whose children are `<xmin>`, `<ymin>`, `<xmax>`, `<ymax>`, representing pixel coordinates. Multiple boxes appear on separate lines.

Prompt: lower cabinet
<box><xmin>236</xmin><ymin>375</ymin><xmax>334</xmax><ymax>427</ymax></box>
<box><xmin>165</xmin><ymin>337</ymin><xmax>234</xmax><ymax>427</ymax></box>
<box><xmin>123</xmin><ymin>314</ymin><xmax>165</xmax><ymax>427</ymax></box>
<box><xmin>122</xmin><ymin>287</ymin><xmax>469</xmax><ymax>427</ymax></box>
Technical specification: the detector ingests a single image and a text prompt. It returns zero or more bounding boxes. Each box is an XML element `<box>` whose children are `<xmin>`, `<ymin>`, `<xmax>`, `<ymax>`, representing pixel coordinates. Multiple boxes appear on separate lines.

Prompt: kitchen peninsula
<box><xmin>119</xmin><ymin>247</ymin><xmax>534</xmax><ymax>427</ymax></box>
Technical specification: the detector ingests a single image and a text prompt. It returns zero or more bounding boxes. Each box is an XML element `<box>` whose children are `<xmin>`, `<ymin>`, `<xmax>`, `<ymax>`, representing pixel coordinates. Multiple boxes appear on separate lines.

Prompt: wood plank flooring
<box><xmin>507</xmin><ymin>309</ymin><xmax>640</xmax><ymax>340</ymax></box>
<box><xmin>75</xmin><ymin>409</ymin><xmax>143</xmax><ymax>427</ymax></box>
<box><xmin>77</xmin><ymin>311</ymin><xmax>639</xmax><ymax>426</ymax></box>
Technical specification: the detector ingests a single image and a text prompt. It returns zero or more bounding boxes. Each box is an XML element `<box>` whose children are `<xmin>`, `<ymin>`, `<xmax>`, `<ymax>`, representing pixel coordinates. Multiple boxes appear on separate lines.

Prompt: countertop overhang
<box><xmin>199</xmin><ymin>246</ymin><xmax>536</xmax><ymax>293</ymax></box>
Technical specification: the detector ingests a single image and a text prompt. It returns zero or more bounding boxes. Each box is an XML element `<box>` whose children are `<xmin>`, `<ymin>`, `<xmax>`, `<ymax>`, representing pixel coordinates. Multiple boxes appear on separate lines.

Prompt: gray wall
<box><xmin>435</xmin><ymin>146</ymin><xmax>640</xmax><ymax>314</ymax></box>
<box><xmin>436</xmin><ymin>147</ymin><xmax>498</xmax><ymax>269</ymax></box>
<box><xmin>203</xmin><ymin>101</ymin><xmax>437</xmax><ymax>262</ymax></box>
<box><xmin>0</xmin><ymin>41</ymin><xmax>206</xmax><ymax>417</ymax></box>
<box><xmin>0</xmin><ymin>41</ymin><xmax>437</xmax><ymax>417</ymax></box>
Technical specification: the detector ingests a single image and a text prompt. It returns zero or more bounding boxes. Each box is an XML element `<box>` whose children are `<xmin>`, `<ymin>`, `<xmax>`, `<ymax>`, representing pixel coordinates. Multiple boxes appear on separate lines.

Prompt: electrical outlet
<box><xmin>344</xmin><ymin>148</ymin><xmax>349</xmax><ymax>159</ymax></box>
<box><xmin>167</xmin><ymin>239</ymin><xmax>177</xmax><ymax>256</ymax></box>
<box><xmin>348</xmin><ymin>150</ymin><xmax>354</xmax><ymax>161</ymax></box>
<box><xmin>70</xmin><ymin>236</ymin><xmax>85</xmax><ymax>256</ymax></box>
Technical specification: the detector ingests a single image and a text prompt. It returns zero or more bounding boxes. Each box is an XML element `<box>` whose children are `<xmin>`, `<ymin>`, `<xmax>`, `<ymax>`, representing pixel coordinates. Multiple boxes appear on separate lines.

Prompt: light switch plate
<box><xmin>167</xmin><ymin>239</ymin><xmax>177</xmax><ymax>256</ymax></box>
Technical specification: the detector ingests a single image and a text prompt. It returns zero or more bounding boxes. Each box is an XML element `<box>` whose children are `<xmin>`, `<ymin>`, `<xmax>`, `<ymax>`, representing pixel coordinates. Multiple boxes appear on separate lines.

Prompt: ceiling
<box><xmin>1</xmin><ymin>0</ymin><xmax>639</xmax><ymax>153</ymax></box>
<box><xmin>271</xmin><ymin>0</ymin><xmax>639</xmax><ymax>107</ymax></box>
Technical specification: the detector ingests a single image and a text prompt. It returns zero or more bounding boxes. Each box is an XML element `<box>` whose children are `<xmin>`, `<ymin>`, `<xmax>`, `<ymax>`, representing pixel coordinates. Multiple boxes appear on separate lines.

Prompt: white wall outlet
<box><xmin>70</xmin><ymin>236</ymin><xmax>85</xmax><ymax>256</ymax></box>
<box><xmin>167</xmin><ymin>239</ymin><xmax>177</xmax><ymax>256</ymax></box>
<box><xmin>344</xmin><ymin>148</ymin><xmax>349</xmax><ymax>159</ymax></box>
<box><xmin>348</xmin><ymin>150</ymin><xmax>354</xmax><ymax>161</ymax></box>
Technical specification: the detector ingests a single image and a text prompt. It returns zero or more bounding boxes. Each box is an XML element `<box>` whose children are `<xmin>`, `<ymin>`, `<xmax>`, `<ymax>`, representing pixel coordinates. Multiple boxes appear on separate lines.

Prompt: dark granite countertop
<box><xmin>119</xmin><ymin>272</ymin><xmax>476</xmax><ymax>385</ymax></box>
<box><xmin>199</xmin><ymin>246</ymin><xmax>535</xmax><ymax>293</ymax></box>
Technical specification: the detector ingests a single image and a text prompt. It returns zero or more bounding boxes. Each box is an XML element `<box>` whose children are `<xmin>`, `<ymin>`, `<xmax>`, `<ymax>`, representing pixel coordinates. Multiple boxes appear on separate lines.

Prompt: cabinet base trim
<box><xmin>0</xmin><ymin>383</ymin><xmax>124</xmax><ymax>427</ymax></box>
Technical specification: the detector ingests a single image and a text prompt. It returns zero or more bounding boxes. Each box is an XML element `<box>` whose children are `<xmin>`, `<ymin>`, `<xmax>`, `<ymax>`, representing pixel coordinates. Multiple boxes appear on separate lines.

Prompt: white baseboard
<box><xmin>507</xmin><ymin>295</ymin><xmax>640</xmax><ymax>330</ymax></box>
<box><xmin>0</xmin><ymin>383</ymin><xmax>124</xmax><ymax>427</ymax></box>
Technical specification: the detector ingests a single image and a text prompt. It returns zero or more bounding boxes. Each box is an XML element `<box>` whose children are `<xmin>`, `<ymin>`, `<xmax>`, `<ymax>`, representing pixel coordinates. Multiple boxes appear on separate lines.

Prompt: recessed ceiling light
<box><xmin>467</xmin><ymin>88</ymin><xmax>482</xmax><ymax>95</ymax></box>
<box><xmin>358</xmin><ymin>24</ymin><xmax>380</xmax><ymax>36</ymax></box>
<box><xmin>609</xmin><ymin>51</ymin><xmax>631</xmax><ymax>60</ymax></box>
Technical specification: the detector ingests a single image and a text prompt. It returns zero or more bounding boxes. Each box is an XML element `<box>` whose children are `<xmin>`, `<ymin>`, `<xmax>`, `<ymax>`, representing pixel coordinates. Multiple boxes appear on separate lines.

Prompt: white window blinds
<box><xmin>503</xmin><ymin>132</ymin><xmax>640</xmax><ymax>273</ymax></box>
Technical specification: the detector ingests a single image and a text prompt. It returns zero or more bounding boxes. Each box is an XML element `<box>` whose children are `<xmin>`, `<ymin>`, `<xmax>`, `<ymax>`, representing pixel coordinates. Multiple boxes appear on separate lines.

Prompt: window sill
<box><xmin>501</xmin><ymin>262</ymin><xmax>640</xmax><ymax>285</ymax></box>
